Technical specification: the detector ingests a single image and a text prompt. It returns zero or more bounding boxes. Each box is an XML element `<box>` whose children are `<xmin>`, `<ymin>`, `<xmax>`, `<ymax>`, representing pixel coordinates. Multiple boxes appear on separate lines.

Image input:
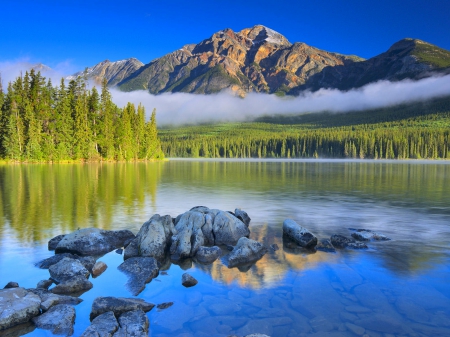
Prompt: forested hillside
<box><xmin>0</xmin><ymin>70</ymin><xmax>164</xmax><ymax>162</ymax></box>
<box><xmin>160</xmin><ymin>97</ymin><xmax>450</xmax><ymax>160</ymax></box>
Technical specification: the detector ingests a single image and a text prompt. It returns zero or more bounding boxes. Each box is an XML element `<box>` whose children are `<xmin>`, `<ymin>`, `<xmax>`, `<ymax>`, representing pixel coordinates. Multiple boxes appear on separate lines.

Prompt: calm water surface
<box><xmin>1</xmin><ymin>160</ymin><xmax>450</xmax><ymax>336</ymax></box>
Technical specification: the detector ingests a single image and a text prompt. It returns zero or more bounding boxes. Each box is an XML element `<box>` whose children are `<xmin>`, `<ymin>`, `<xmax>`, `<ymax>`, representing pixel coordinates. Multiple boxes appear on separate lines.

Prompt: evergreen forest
<box><xmin>160</xmin><ymin>96</ymin><xmax>450</xmax><ymax>160</ymax></box>
<box><xmin>0</xmin><ymin>70</ymin><xmax>164</xmax><ymax>162</ymax></box>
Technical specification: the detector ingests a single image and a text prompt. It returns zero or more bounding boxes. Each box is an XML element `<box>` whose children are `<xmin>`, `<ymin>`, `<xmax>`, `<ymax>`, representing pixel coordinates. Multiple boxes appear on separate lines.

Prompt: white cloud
<box><xmin>110</xmin><ymin>74</ymin><xmax>450</xmax><ymax>126</ymax></box>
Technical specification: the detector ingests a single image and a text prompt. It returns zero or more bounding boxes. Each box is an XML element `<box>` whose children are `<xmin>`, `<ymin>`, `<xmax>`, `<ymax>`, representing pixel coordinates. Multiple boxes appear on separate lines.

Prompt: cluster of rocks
<box><xmin>283</xmin><ymin>219</ymin><xmax>390</xmax><ymax>253</ymax></box>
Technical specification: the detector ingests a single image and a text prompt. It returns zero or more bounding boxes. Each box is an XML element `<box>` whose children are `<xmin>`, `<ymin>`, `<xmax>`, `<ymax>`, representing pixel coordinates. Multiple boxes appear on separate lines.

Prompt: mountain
<box><xmin>69</xmin><ymin>25</ymin><xmax>450</xmax><ymax>96</ymax></box>
<box><xmin>293</xmin><ymin>38</ymin><xmax>450</xmax><ymax>93</ymax></box>
<box><xmin>117</xmin><ymin>25</ymin><xmax>364</xmax><ymax>95</ymax></box>
<box><xmin>67</xmin><ymin>58</ymin><xmax>144</xmax><ymax>86</ymax></box>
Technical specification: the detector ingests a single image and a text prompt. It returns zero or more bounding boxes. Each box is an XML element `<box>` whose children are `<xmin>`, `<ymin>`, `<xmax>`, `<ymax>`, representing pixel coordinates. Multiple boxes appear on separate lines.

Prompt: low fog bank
<box><xmin>110</xmin><ymin>74</ymin><xmax>450</xmax><ymax>126</ymax></box>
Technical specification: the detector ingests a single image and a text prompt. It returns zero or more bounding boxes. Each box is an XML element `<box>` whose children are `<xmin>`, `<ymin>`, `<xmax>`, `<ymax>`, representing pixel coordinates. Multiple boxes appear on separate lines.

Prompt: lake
<box><xmin>1</xmin><ymin>159</ymin><xmax>450</xmax><ymax>336</ymax></box>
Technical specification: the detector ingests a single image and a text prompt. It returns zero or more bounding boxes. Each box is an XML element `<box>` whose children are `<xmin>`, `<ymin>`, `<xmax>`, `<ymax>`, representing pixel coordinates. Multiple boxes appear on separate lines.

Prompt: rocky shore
<box><xmin>0</xmin><ymin>206</ymin><xmax>390</xmax><ymax>336</ymax></box>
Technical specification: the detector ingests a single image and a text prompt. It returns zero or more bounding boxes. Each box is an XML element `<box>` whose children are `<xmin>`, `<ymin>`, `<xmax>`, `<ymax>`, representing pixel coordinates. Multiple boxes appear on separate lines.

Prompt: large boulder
<box><xmin>0</xmin><ymin>288</ymin><xmax>41</xmax><ymax>330</ymax></box>
<box><xmin>283</xmin><ymin>219</ymin><xmax>317</xmax><ymax>248</ymax></box>
<box><xmin>48</xmin><ymin>234</ymin><xmax>66</xmax><ymax>250</ymax></box>
<box><xmin>114</xmin><ymin>309</ymin><xmax>149</xmax><ymax>337</ymax></box>
<box><xmin>117</xmin><ymin>257</ymin><xmax>159</xmax><ymax>296</ymax></box>
<box><xmin>170</xmin><ymin>211</ymin><xmax>206</xmax><ymax>259</ymax></box>
<box><xmin>195</xmin><ymin>246</ymin><xmax>221</xmax><ymax>264</ymax></box>
<box><xmin>31</xmin><ymin>304</ymin><xmax>75</xmax><ymax>336</ymax></box>
<box><xmin>137</xmin><ymin>214</ymin><xmax>174</xmax><ymax>261</ymax></box>
<box><xmin>212</xmin><ymin>210</ymin><xmax>250</xmax><ymax>245</ymax></box>
<box><xmin>123</xmin><ymin>238</ymin><xmax>139</xmax><ymax>260</ymax></box>
<box><xmin>228</xmin><ymin>237</ymin><xmax>268</xmax><ymax>268</ymax></box>
<box><xmin>90</xmin><ymin>297</ymin><xmax>155</xmax><ymax>321</ymax></box>
<box><xmin>55</xmin><ymin>228</ymin><xmax>135</xmax><ymax>256</ymax></box>
<box><xmin>234</xmin><ymin>208</ymin><xmax>251</xmax><ymax>227</ymax></box>
<box><xmin>81</xmin><ymin>311</ymin><xmax>119</xmax><ymax>337</ymax></box>
<box><xmin>48</xmin><ymin>257</ymin><xmax>90</xmax><ymax>283</ymax></box>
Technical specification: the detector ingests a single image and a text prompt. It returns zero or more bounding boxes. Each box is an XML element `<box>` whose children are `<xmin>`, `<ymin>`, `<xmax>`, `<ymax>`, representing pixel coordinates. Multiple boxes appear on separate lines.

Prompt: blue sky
<box><xmin>2</xmin><ymin>0</ymin><xmax>450</xmax><ymax>72</ymax></box>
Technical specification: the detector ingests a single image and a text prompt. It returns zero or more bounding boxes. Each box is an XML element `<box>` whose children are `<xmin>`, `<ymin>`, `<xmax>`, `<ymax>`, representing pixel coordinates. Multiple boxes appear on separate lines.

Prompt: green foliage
<box><xmin>0</xmin><ymin>73</ymin><xmax>164</xmax><ymax>162</ymax></box>
<box><xmin>160</xmin><ymin>97</ymin><xmax>450</xmax><ymax>160</ymax></box>
<box><xmin>412</xmin><ymin>42</ymin><xmax>450</xmax><ymax>69</ymax></box>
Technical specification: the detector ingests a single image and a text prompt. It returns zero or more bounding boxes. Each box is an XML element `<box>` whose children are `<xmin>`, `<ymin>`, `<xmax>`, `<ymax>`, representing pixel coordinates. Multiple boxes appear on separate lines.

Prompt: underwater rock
<box><xmin>31</xmin><ymin>304</ymin><xmax>75</xmax><ymax>336</ymax></box>
<box><xmin>118</xmin><ymin>257</ymin><xmax>159</xmax><ymax>296</ymax></box>
<box><xmin>182</xmin><ymin>273</ymin><xmax>198</xmax><ymax>287</ymax></box>
<box><xmin>90</xmin><ymin>297</ymin><xmax>155</xmax><ymax>321</ymax></box>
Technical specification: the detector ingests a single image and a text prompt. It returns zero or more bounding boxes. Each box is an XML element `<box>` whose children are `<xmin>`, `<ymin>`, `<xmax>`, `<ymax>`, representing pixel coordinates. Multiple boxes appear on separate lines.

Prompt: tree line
<box><xmin>0</xmin><ymin>70</ymin><xmax>164</xmax><ymax>162</ymax></box>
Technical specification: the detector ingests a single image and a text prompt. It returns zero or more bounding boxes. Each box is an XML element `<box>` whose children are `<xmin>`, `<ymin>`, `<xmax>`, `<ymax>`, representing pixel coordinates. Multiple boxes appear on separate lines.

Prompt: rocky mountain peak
<box><xmin>240</xmin><ymin>25</ymin><xmax>291</xmax><ymax>47</ymax></box>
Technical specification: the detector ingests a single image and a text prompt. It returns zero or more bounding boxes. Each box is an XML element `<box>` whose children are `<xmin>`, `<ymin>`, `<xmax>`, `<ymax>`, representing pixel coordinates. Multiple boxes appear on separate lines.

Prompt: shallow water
<box><xmin>1</xmin><ymin>160</ymin><xmax>450</xmax><ymax>336</ymax></box>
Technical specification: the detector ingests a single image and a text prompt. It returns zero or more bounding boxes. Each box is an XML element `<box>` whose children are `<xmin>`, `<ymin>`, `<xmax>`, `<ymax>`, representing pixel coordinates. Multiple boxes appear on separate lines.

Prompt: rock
<box><xmin>170</xmin><ymin>211</ymin><xmax>206</xmax><ymax>259</ymax></box>
<box><xmin>31</xmin><ymin>304</ymin><xmax>75</xmax><ymax>336</ymax></box>
<box><xmin>114</xmin><ymin>309</ymin><xmax>149</xmax><ymax>336</ymax></box>
<box><xmin>36</xmin><ymin>253</ymin><xmax>96</xmax><ymax>271</ymax></box>
<box><xmin>156</xmin><ymin>302</ymin><xmax>174</xmax><ymax>310</ymax></box>
<box><xmin>123</xmin><ymin>237</ymin><xmax>139</xmax><ymax>260</ymax></box>
<box><xmin>55</xmin><ymin>227</ymin><xmax>135</xmax><ymax>256</ymax></box>
<box><xmin>118</xmin><ymin>257</ymin><xmax>159</xmax><ymax>296</ymax></box>
<box><xmin>212</xmin><ymin>210</ymin><xmax>250</xmax><ymax>245</ymax></box>
<box><xmin>92</xmin><ymin>261</ymin><xmax>108</xmax><ymax>277</ymax></box>
<box><xmin>283</xmin><ymin>219</ymin><xmax>317</xmax><ymax>248</ymax></box>
<box><xmin>36</xmin><ymin>279</ymin><xmax>53</xmax><ymax>290</ymax></box>
<box><xmin>270</xmin><ymin>243</ymin><xmax>279</xmax><ymax>251</ymax></box>
<box><xmin>351</xmin><ymin>229</ymin><xmax>390</xmax><ymax>241</ymax></box>
<box><xmin>48</xmin><ymin>234</ymin><xmax>66</xmax><ymax>250</ymax></box>
<box><xmin>0</xmin><ymin>288</ymin><xmax>41</xmax><ymax>330</ymax></box>
<box><xmin>28</xmin><ymin>288</ymin><xmax>82</xmax><ymax>312</ymax></box>
<box><xmin>90</xmin><ymin>297</ymin><xmax>155</xmax><ymax>321</ymax></box>
<box><xmin>182</xmin><ymin>273</ymin><xmax>198</xmax><ymax>287</ymax></box>
<box><xmin>49</xmin><ymin>257</ymin><xmax>90</xmax><ymax>283</ymax></box>
<box><xmin>234</xmin><ymin>208</ymin><xmax>251</xmax><ymax>226</ymax></box>
<box><xmin>228</xmin><ymin>237</ymin><xmax>268</xmax><ymax>268</ymax></box>
<box><xmin>136</xmin><ymin>214</ymin><xmax>174</xmax><ymax>261</ymax></box>
<box><xmin>3</xmin><ymin>282</ymin><xmax>19</xmax><ymax>289</ymax></box>
<box><xmin>345</xmin><ymin>322</ymin><xmax>365</xmax><ymax>335</ymax></box>
<box><xmin>51</xmin><ymin>276</ymin><xmax>93</xmax><ymax>295</ymax></box>
<box><xmin>354</xmin><ymin>314</ymin><xmax>406</xmax><ymax>334</ymax></box>
<box><xmin>316</xmin><ymin>239</ymin><xmax>336</xmax><ymax>252</ymax></box>
<box><xmin>81</xmin><ymin>311</ymin><xmax>118</xmax><ymax>337</ymax></box>
<box><xmin>330</xmin><ymin>234</ymin><xmax>355</xmax><ymax>248</ymax></box>
<box><xmin>195</xmin><ymin>246</ymin><xmax>221</xmax><ymax>264</ymax></box>
<box><xmin>116</xmin><ymin>248</ymin><xmax>123</xmax><ymax>254</ymax></box>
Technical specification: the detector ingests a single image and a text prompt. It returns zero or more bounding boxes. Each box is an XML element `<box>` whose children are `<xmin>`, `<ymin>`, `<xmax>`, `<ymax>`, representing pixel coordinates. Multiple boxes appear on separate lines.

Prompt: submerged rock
<box><xmin>115</xmin><ymin>309</ymin><xmax>149</xmax><ymax>336</ymax></box>
<box><xmin>351</xmin><ymin>229</ymin><xmax>390</xmax><ymax>241</ymax></box>
<box><xmin>156</xmin><ymin>302</ymin><xmax>174</xmax><ymax>310</ymax></box>
<box><xmin>347</xmin><ymin>242</ymin><xmax>368</xmax><ymax>249</ymax></box>
<box><xmin>0</xmin><ymin>288</ymin><xmax>41</xmax><ymax>330</ymax></box>
<box><xmin>55</xmin><ymin>228</ymin><xmax>135</xmax><ymax>256</ymax></box>
<box><xmin>90</xmin><ymin>297</ymin><xmax>155</xmax><ymax>321</ymax></box>
<box><xmin>31</xmin><ymin>304</ymin><xmax>75</xmax><ymax>336</ymax></box>
<box><xmin>51</xmin><ymin>276</ymin><xmax>93</xmax><ymax>295</ymax></box>
<box><xmin>316</xmin><ymin>239</ymin><xmax>336</xmax><ymax>253</ymax></box>
<box><xmin>283</xmin><ymin>219</ymin><xmax>317</xmax><ymax>248</ymax></box>
<box><xmin>228</xmin><ymin>237</ymin><xmax>268</xmax><ymax>268</ymax></box>
<box><xmin>118</xmin><ymin>257</ymin><xmax>159</xmax><ymax>296</ymax></box>
<box><xmin>182</xmin><ymin>273</ymin><xmax>198</xmax><ymax>287</ymax></box>
<box><xmin>195</xmin><ymin>246</ymin><xmax>221</xmax><ymax>264</ymax></box>
<box><xmin>81</xmin><ymin>311</ymin><xmax>118</xmax><ymax>337</ymax></box>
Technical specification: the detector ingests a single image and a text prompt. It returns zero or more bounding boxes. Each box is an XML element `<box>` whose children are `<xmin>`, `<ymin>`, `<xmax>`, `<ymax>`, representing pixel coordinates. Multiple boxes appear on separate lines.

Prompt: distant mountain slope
<box><xmin>117</xmin><ymin>25</ymin><xmax>365</xmax><ymax>95</ymax></box>
<box><xmin>67</xmin><ymin>58</ymin><xmax>144</xmax><ymax>85</ymax></box>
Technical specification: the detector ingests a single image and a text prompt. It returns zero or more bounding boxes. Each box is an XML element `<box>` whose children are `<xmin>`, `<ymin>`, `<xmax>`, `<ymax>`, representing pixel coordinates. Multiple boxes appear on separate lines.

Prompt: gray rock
<box><xmin>90</xmin><ymin>297</ymin><xmax>155</xmax><ymax>321</ymax></box>
<box><xmin>156</xmin><ymin>302</ymin><xmax>173</xmax><ymax>310</ymax></box>
<box><xmin>49</xmin><ymin>257</ymin><xmax>90</xmax><ymax>283</ymax></box>
<box><xmin>283</xmin><ymin>219</ymin><xmax>317</xmax><ymax>248</ymax></box>
<box><xmin>212</xmin><ymin>210</ymin><xmax>250</xmax><ymax>245</ymax></box>
<box><xmin>118</xmin><ymin>257</ymin><xmax>159</xmax><ymax>296</ymax></box>
<box><xmin>182</xmin><ymin>273</ymin><xmax>198</xmax><ymax>287</ymax></box>
<box><xmin>270</xmin><ymin>243</ymin><xmax>279</xmax><ymax>251</ymax></box>
<box><xmin>36</xmin><ymin>253</ymin><xmax>96</xmax><ymax>271</ymax></box>
<box><xmin>36</xmin><ymin>279</ymin><xmax>53</xmax><ymax>290</ymax></box>
<box><xmin>114</xmin><ymin>309</ymin><xmax>149</xmax><ymax>337</ymax></box>
<box><xmin>55</xmin><ymin>228</ymin><xmax>135</xmax><ymax>256</ymax></box>
<box><xmin>195</xmin><ymin>246</ymin><xmax>221</xmax><ymax>264</ymax></box>
<box><xmin>228</xmin><ymin>237</ymin><xmax>268</xmax><ymax>268</ymax></box>
<box><xmin>123</xmin><ymin>238</ymin><xmax>139</xmax><ymax>260</ymax></box>
<box><xmin>316</xmin><ymin>239</ymin><xmax>336</xmax><ymax>252</ymax></box>
<box><xmin>0</xmin><ymin>288</ymin><xmax>41</xmax><ymax>330</ymax></box>
<box><xmin>92</xmin><ymin>261</ymin><xmax>108</xmax><ymax>277</ymax></box>
<box><xmin>116</xmin><ymin>248</ymin><xmax>123</xmax><ymax>254</ymax></box>
<box><xmin>51</xmin><ymin>276</ymin><xmax>93</xmax><ymax>295</ymax></box>
<box><xmin>3</xmin><ymin>282</ymin><xmax>19</xmax><ymax>289</ymax></box>
<box><xmin>170</xmin><ymin>211</ymin><xmax>206</xmax><ymax>259</ymax></box>
<box><xmin>234</xmin><ymin>208</ymin><xmax>251</xmax><ymax>226</ymax></box>
<box><xmin>351</xmin><ymin>229</ymin><xmax>390</xmax><ymax>241</ymax></box>
<box><xmin>28</xmin><ymin>288</ymin><xmax>82</xmax><ymax>312</ymax></box>
<box><xmin>330</xmin><ymin>234</ymin><xmax>355</xmax><ymax>248</ymax></box>
<box><xmin>345</xmin><ymin>322</ymin><xmax>365</xmax><ymax>335</ymax></box>
<box><xmin>347</xmin><ymin>242</ymin><xmax>368</xmax><ymax>249</ymax></box>
<box><xmin>136</xmin><ymin>214</ymin><xmax>174</xmax><ymax>261</ymax></box>
<box><xmin>48</xmin><ymin>234</ymin><xmax>66</xmax><ymax>250</ymax></box>
<box><xmin>81</xmin><ymin>311</ymin><xmax>119</xmax><ymax>337</ymax></box>
<box><xmin>32</xmin><ymin>304</ymin><xmax>75</xmax><ymax>336</ymax></box>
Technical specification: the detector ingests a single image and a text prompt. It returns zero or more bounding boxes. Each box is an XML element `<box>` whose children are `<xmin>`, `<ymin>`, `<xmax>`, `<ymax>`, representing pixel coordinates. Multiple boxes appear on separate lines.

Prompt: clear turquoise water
<box><xmin>1</xmin><ymin>160</ymin><xmax>449</xmax><ymax>336</ymax></box>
